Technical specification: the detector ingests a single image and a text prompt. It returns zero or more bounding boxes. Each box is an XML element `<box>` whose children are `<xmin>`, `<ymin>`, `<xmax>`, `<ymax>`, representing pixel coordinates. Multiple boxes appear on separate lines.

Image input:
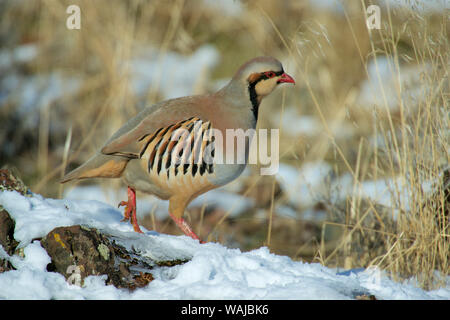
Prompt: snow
<box><xmin>387</xmin><ymin>0</ymin><xmax>450</xmax><ymax>12</ymax></box>
<box><xmin>0</xmin><ymin>43</ymin><xmax>80</xmax><ymax>119</ymax></box>
<box><xmin>128</xmin><ymin>45</ymin><xmax>220</xmax><ymax>100</ymax></box>
<box><xmin>357</xmin><ymin>56</ymin><xmax>430</xmax><ymax>111</ymax></box>
<box><xmin>309</xmin><ymin>0</ymin><xmax>345</xmax><ymax>14</ymax></box>
<box><xmin>202</xmin><ymin>0</ymin><xmax>244</xmax><ymax>17</ymax></box>
<box><xmin>274</xmin><ymin>161</ymin><xmax>434</xmax><ymax>216</ymax></box>
<box><xmin>0</xmin><ymin>190</ymin><xmax>130</xmax><ymax>247</ymax></box>
<box><xmin>309</xmin><ymin>0</ymin><xmax>449</xmax><ymax>14</ymax></box>
<box><xmin>0</xmin><ymin>44</ymin><xmax>38</xmax><ymax>69</ymax></box>
<box><xmin>0</xmin><ymin>72</ymin><xmax>81</xmax><ymax>129</ymax></box>
<box><xmin>280</xmin><ymin>108</ymin><xmax>322</xmax><ymax>137</ymax></box>
<box><xmin>279</xmin><ymin>107</ymin><xmax>355</xmax><ymax>140</ymax></box>
<box><xmin>276</xmin><ymin>161</ymin><xmax>333</xmax><ymax>208</ymax></box>
<box><xmin>0</xmin><ymin>189</ymin><xmax>448</xmax><ymax>299</ymax></box>
<box><xmin>330</xmin><ymin>173</ymin><xmax>411</xmax><ymax>211</ymax></box>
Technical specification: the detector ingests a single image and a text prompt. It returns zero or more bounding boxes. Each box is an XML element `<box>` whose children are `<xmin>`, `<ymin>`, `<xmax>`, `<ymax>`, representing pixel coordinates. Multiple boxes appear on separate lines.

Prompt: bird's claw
<box><xmin>118</xmin><ymin>201</ymin><xmax>131</xmax><ymax>222</ymax></box>
<box><xmin>118</xmin><ymin>201</ymin><xmax>128</xmax><ymax>208</ymax></box>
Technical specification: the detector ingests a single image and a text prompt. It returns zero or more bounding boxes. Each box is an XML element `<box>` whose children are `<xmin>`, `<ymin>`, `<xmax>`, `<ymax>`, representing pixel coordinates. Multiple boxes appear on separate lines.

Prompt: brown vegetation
<box><xmin>0</xmin><ymin>1</ymin><xmax>448</xmax><ymax>289</ymax></box>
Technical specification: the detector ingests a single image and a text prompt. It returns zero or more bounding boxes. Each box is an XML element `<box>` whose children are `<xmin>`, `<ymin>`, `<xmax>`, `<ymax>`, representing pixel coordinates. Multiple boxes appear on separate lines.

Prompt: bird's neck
<box><xmin>217</xmin><ymin>80</ymin><xmax>261</xmax><ymax>123</ymax></box>
<box><xmin>247</xmin><ymin>81</ymin><xmax>261</xmax><ymax>121</ymax></box>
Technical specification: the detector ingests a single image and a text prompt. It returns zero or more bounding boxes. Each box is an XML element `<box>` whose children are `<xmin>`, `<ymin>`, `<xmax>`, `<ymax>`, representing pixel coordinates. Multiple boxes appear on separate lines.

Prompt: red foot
<box><xmin>169</xmin><ymin>213</ymin><xmax>205</xmax><ymax>243</ymax></box>
<box><xmin>118</xmin><ymin>187</ymin><xmax>143</xmax><ymax>233</ymax></box>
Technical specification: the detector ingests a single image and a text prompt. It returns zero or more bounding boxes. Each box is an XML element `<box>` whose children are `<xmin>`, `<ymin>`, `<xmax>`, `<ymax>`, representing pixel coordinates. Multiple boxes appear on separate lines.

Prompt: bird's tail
<box><xmin>60</xmin><ymin>153</ymin><xmax>128</xmax><ymax>183</ymax></box>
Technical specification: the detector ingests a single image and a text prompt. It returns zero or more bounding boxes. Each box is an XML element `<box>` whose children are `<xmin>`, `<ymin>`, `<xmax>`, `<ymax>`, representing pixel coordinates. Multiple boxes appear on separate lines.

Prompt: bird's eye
<box><xmin>264</xmin><ymin>71</ymin><xmax>276</xmax><ymax>78</ymax></box>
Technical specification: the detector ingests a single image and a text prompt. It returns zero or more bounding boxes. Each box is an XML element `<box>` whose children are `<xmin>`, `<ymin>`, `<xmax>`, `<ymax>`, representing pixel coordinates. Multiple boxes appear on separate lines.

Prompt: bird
<box><xmin>61</xmin><ymin>56</ymin><xmax>295</xmax><ymax>241</ymax></box>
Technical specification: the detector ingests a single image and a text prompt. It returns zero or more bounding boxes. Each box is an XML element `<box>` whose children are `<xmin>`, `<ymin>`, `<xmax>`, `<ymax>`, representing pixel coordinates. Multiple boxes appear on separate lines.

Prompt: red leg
<box><xmin>118</xmin><ymin>187</ymin><xmax>143</xmax><ymax>233</ymax></box>
<box><xmin>169</xmin><ymin>213</ymin><xmax>204</xmax><ymax>243</ymax></box>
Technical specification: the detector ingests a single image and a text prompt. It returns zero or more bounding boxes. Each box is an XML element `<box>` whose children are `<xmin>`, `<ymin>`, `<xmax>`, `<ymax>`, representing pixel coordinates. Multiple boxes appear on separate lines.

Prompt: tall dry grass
<box><xmin>0</xmin><ymin>0</ymin><xmax>448</xmax><ymax>289</ymax></box>
<box><xmin>279</xmin><ymin>1</ymin><xmax>449</xmax><ymax>288</ymax></box>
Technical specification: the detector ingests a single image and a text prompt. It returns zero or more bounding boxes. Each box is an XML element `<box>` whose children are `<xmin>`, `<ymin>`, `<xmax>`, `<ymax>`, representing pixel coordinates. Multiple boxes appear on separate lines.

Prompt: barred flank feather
<box><xmin>139</xmin><ymin>117</ymin><xmax>215</xmax><ymax>180</ymax></box>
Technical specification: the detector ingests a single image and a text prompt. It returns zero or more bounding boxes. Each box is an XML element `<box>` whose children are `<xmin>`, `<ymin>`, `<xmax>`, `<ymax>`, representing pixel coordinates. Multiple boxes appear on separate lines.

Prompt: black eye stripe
<box><xmin>260</xmin><ymin>70</ymin><xmax>284</xmax><ymax>80</ymax></box>
<box><xmin>249</xmin><ymin>70</ymin><xmax>284</xmax><ymax>84</ymax></box>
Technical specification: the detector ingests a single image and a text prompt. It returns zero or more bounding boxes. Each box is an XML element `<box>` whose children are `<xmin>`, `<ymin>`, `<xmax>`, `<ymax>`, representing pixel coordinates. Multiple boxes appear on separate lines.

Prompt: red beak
<box><xmin>277</xmin><ymin>72</ymin><xmax>295</xmax><ymax>84</ymax></box>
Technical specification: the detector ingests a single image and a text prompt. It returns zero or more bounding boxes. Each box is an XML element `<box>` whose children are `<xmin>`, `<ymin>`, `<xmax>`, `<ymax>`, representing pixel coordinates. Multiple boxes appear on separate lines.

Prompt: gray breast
<box><xmin>208</xmin><ymin>163</ymin><xmax>247</xmax><ymax>186</ymax></box>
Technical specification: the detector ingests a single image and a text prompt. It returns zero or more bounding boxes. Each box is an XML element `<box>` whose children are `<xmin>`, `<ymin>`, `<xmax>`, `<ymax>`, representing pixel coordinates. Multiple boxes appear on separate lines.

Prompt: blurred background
<box><xmin>0</xmin><ymin>0</ymin><xmax>448</xmax><ymax>289</ymax></box>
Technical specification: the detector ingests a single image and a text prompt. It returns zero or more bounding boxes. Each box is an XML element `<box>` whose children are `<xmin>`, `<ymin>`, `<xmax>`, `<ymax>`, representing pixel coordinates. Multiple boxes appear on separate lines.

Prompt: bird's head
<box><xmin>222</xmin><ymin>56</ymin><xmax>295</xmax><ymax>119</ymax></box>
<box><xmin>240</xmin><ymin>56</ymin><xmax>295</xmax><ymax>98</ymax></box>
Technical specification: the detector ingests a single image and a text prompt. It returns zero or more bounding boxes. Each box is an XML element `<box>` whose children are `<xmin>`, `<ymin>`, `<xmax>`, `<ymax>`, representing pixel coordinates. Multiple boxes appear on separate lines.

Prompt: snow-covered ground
<box><xmin>0</xmin><ymin>190</ymin><xmax>448</xmax><ymax>300</ymax></box>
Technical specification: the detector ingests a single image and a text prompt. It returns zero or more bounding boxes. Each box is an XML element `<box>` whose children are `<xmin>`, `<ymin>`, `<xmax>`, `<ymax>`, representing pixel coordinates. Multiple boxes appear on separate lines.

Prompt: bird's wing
<box><xmin>100</xmin><ymin>96</ymin><xmax>212</xmax><ymax>158</ymax></box>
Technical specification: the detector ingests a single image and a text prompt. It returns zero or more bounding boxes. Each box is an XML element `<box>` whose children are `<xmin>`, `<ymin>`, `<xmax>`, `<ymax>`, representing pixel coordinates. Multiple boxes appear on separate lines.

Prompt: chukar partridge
<box><xmin>61</xmin><ymin>56</ymin><xmax>295</xmax><ymax>241</ymax></box>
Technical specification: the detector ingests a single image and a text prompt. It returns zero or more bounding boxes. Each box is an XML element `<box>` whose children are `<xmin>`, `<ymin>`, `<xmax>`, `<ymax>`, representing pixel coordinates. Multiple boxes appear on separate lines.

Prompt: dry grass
<box><xmin>0</xmin><ymin>0</ymin><xmax>448</xmax><ymax>289</ymax></box>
